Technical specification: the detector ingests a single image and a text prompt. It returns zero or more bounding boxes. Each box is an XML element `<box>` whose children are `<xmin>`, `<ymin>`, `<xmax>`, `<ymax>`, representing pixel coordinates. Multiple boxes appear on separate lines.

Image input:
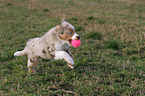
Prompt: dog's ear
<box><xmin>61</xmin><ymin>18</ymin><xmax>69</xmax><ymax>28</ymax></box>
<box><xmin>61</xmin><ymin>18</ymin><xmax>67</xmax><ymax>24</ymax></box>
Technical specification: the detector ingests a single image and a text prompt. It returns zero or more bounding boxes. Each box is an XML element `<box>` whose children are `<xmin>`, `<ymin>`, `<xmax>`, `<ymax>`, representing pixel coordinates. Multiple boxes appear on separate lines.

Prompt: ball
<box><xmin>71</xmin><ymin>39</ymin><xmax>81</xmax><ymax>47</ymax></box>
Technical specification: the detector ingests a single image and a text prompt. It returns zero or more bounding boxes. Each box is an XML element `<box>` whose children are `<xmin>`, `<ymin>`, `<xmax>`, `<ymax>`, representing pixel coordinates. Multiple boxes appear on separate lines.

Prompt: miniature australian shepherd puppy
<box><xmin>14</xmin><ymin>18</ymin><xmax>80</xmax><ymax>73</ymax></box>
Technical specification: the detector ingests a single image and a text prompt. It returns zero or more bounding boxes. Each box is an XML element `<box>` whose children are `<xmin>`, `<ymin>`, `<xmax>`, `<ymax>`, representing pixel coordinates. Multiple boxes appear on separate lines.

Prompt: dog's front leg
<box><xmin>66</xmin><ymin>49</ymin><xmax>74</xmax><ymax>59</ymax></box>
<box><xmin>54</xmin><ymin>51</ymin><xmax>74</xmax><ymax>69</ymax></box>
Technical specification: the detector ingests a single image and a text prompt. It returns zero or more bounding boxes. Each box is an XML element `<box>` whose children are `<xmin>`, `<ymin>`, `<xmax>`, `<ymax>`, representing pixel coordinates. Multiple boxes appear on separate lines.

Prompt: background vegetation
<box><xmin>0</xmin><ymin>0</ymin><xmax>145</xmax><ymax>95</ymax></box>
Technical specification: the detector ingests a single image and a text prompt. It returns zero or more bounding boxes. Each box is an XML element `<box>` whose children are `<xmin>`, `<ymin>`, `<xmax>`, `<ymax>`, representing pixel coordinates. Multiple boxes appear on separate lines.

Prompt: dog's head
<box><xmin>57</xmin><ymin>18</ymin><xmax>80</xmax><ymax>46</ymax></box>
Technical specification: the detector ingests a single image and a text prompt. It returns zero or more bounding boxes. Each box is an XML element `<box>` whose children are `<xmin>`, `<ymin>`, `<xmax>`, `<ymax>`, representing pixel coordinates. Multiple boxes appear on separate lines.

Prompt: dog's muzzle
<box><xmin>68</xmin><ymin>33</ymin><xmax>80</xmax><ymax>46</ymax></box>
<box><xmin>76</xmin><ymin>36</ymin><xmax>80</xmax><ymax>40</ymax></box>
<box><xmin>72</xmin><ymin>33</ymin><xmax>80</xmax><ymax>40</ymax></box>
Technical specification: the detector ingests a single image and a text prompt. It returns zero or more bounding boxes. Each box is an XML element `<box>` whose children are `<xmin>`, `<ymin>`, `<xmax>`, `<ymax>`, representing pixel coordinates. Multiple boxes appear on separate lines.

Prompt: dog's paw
<box><xmin>14</xmin><ymin>52</ymin><xmax>20</xmax><ymax>56</ymax></box>
<box><xmin>70</xmin><ymin>66</ymin><xmax>74</xmax><ymax>69</ymax></box>
<box><xmin>28</xmin><ymin>70</ymin><xmax>36</xmax><ymax>74</ymax></box>
<box><xmin>68</xmin><ymin>63</ymin><xmax>74</xmax><ymax>69</ymax></box>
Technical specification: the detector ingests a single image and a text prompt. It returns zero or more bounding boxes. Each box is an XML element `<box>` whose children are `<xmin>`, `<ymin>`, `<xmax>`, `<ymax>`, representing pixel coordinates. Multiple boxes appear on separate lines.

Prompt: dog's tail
<box><xmin>14</xmin><ymin>48</ymin><xmax>26</xmax><ymax>57</ymax></box>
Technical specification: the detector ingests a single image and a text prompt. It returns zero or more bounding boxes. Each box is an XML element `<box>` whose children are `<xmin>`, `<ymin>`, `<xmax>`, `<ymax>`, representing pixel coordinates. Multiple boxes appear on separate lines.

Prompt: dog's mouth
<box><xmin>67</xmin><ymin>39</ymin><xmax>72</xmax><ymax>46</ymax></box>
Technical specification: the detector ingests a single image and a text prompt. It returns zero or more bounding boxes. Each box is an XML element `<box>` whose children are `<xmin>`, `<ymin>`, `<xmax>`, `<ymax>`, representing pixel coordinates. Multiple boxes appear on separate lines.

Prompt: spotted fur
<box><xmin>14</xmin><ymin>18</ymin><xmax>80</xmax><ymax>73</ymax></box>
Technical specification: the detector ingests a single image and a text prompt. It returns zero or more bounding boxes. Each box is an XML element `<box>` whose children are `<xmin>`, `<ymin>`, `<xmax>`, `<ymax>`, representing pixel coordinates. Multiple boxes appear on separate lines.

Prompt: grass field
<box><xmin>0</xmin><ymin>0</ymin><xmax>145</xmax><ymax>95</ymax></box>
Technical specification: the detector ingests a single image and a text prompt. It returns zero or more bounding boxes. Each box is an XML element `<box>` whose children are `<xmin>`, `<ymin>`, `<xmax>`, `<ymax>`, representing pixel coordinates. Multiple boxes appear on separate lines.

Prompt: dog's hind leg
<box><xmin>27</xmin><ymin>57</ymin><xmax>38</xmax><ymax>73</ymax></box>
<box><xmin>54</xmin><ymin>51</ymin><xmax>74</xmax><ymax>69</ymax></box>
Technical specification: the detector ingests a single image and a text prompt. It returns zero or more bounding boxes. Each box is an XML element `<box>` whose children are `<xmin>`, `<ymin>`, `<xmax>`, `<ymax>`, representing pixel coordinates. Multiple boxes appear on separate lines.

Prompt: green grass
<box><xmin>0</xmin><ymin>0</ymin><xmax>145</xmax><ymax>95</ymax></box>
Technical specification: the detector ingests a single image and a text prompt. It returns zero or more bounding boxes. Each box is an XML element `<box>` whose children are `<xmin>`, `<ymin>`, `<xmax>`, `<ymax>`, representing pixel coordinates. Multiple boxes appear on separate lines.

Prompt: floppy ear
<box><xmin>61</xmin><ymin>18</ymin><xmax>67</xmax><ymax>24</ymax></box>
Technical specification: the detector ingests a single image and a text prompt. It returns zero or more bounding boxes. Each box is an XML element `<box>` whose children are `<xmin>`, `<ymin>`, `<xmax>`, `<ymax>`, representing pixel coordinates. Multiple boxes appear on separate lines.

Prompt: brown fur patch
<box><xmin>47</xmin><ymin>50</ymin><xmax>50</xmax><ymax>53</ymax></box>
<box><xmin>47</xmin><ymin>47</ymin><xmax>50</xmax><ymax>49</ymax></box>
<box><xmin>50</xmin><ymin>54</ymin><xmax>55</xmax><ymax>58</ymax></box>
<box><xmin>42</xmin><ymin>50</ymin><xmax>46</xmax><ymax>54</ymax></box>
<box><xmin>59</xmin><ymin>33</ymin><xmax>74</xmax><ymax>41</ymax></box>
<box><xmin>69</xmin><ymin>28</ymin><xmax>74</xmax><ymax>33</ymax></box>
<box><xmin>59</xmin><ymin>27</ymin><xmax>75</xmax><ymax>41</ymax></box>
<box><xmin>30</xmin><ymin>59</ymin><xmax>34</xmax><ymax>63</ymax></box>
<box><xmin>37</xmin><ymin>56</ymin><xmax>41</xmax><ymax>59</ymax></box>
<box><xmin>76</xmin><ymin>36</ymin><xmax>80</xmax><ymax>40</ymax></box>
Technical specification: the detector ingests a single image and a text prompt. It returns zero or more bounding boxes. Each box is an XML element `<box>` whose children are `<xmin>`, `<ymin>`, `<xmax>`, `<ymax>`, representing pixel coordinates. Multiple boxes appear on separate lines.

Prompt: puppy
<box><xmin>14</xmin><ymin>18</ymin><xmax>80</xmax><ymax>73</ymax></box>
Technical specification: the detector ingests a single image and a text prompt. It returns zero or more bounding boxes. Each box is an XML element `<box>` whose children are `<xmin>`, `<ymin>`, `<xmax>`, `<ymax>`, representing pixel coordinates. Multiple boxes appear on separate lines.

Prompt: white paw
<box><xmin>14</xmin><ymin>52</ymin><xmax>20</xmax><ymax>56</ymax></box>
<box><xmin>70</xmin><ymin>66</ymin><xmax>74</xmax><ymax>69</ymax></box>
<box><xmin>68</xmin><ymin>64</ymin><xmax>74</xmax><ymax>69</ymax></box>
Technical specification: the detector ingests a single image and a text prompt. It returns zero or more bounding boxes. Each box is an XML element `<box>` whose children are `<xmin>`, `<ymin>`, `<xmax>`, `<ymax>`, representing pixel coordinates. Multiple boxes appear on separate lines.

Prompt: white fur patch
<box><xmin>69</xmin><ymin>24</ymin><xmax>75</xmax><ymax>30</ymax></box>
<box><xmin>14</xmin><ymin>51</ymin><xmax>20</xmax><ymax>56</ymax></box>
<box><xmin>68</xmin><ymin>63</ymin><xmax>74</xmax><ymax>69</ymax></box>
<box><xmin>54</xmin><ymin>51</ymin><xmax>74</xmax><ymax>65</ymax></box>
<box><xmin>72</xmin><ymin>33</ymin><xmax>79</xmax><ymax>40</ymax></box>
<box><xmin>14</xmin><ymin>50</ymin><xmax>26</xmax><ymax>56</ymax></box>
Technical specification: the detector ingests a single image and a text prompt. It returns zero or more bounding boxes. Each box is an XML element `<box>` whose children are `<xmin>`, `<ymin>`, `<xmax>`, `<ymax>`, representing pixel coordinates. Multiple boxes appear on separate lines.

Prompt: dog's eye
<box><xmin>70</xmin><ymin>32</ymin><xmax>73</xmax><ymax>35</ymax></box>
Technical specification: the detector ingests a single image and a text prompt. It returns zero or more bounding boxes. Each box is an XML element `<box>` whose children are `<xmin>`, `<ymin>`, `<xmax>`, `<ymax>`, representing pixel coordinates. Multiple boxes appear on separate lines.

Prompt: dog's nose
<box><xmin>76</xmin><ymin>36</ymin><xmax>80</xmax><ymax>40</ymax></box>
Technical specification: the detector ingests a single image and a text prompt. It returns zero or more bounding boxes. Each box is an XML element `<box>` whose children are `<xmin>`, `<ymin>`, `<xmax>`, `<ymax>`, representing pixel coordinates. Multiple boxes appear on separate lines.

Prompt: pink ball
<box><xmin>71</xmin><ymin>39</ymin><xmax>81</xmax><ymax>47</ymax></box>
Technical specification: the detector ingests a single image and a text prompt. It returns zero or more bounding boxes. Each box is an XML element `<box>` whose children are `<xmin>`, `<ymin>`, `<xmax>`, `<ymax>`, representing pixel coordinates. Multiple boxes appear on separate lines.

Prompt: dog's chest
<box><xmin>54</xmin><ymin>42</ymin><xmax>69</xmax><ymax>51</ymax></box>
